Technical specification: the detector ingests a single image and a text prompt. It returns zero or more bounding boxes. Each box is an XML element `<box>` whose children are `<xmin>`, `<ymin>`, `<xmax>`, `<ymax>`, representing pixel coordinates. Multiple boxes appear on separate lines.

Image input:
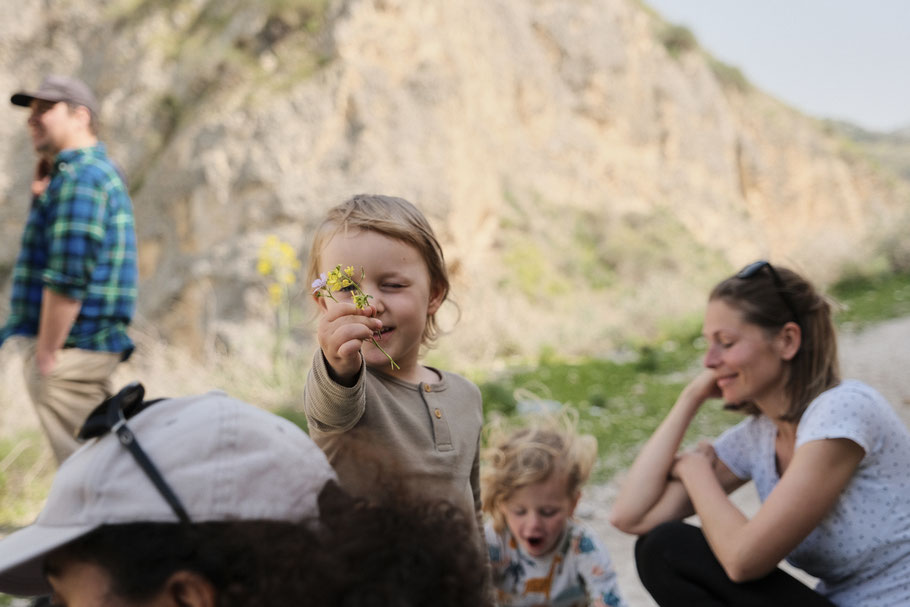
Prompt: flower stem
<box><xmin>317</xmin><ymin>266</ymin><xmax>400</xmax><ymax>370</ymax></box>
<box><xmin>369</xmin><ymin>337</ymin><xmax>400</xmax><ymax>370</ymax></box>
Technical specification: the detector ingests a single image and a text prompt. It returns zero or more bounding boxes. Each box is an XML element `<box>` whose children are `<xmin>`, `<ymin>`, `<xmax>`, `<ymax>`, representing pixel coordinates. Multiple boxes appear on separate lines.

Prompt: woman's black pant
<box><xmin>635</xmin><ymin>521</ymin><xmax>837</xmax><ymax>607</ymax></box>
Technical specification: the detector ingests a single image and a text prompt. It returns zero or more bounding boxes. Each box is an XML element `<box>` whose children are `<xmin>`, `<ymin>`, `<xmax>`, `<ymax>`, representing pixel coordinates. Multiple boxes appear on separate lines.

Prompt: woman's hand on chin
<box><xmin>680</xmin><ymin>369</ymin><xmax>723</xmax><ymax>407</ymax></box>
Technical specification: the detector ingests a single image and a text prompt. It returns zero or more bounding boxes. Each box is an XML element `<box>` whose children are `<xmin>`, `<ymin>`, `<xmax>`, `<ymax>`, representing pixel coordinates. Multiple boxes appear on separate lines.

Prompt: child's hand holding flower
<box><xmin>313</xmin><ymin>265</ymin><xmax>400</xmax><ymax>371</ymax></box>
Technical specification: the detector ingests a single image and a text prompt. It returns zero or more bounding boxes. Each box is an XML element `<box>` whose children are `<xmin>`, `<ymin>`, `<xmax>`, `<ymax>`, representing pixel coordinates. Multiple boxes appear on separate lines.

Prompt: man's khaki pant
<box><xmin>23</xmin><ymin>343</ymin><xmax>122</xmax><ymax>464</ymax></box>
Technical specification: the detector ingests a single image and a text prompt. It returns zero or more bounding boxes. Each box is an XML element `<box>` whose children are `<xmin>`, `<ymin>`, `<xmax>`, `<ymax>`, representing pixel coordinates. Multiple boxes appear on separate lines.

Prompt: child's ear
<box><xmin>72</xmin><ymin>104</ymin><xmax>93</xmax><ymax>130</ymax></box>
<box><xmin>162</xmin><ymin>570</ymin><xmax>217</xmax><ymax>607</ymax></box>
<box><xmin>427</xmin><ymin>284</ymin><xmax>445</xmax><ymax>315</ymax></box>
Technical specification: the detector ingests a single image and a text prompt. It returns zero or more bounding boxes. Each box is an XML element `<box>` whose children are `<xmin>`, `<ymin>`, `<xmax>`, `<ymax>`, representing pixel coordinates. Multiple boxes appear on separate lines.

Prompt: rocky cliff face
<box><xmin>1</xmin><ymin>0</ymin><xmax>907</xmax><ymax>369</ymax></box>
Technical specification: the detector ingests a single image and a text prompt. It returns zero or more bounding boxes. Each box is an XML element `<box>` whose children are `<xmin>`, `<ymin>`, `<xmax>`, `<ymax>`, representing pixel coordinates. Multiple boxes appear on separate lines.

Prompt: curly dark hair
<box><xmin>47</xmin><ymin>482</ymin><xmax>486</xmax><ymax>607</ymax></box>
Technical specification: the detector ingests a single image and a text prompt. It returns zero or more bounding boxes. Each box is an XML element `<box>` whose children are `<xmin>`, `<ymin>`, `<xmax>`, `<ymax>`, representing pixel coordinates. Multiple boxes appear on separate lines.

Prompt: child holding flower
<box><xmin>482</xmin><ymin>413</ymin><xmax>628</xmax><ymax>607</ymax></box>
<box><xmin>302</xmin><ymin>194</ymin><xmax>488</xmax><ymax>574</ymax></box>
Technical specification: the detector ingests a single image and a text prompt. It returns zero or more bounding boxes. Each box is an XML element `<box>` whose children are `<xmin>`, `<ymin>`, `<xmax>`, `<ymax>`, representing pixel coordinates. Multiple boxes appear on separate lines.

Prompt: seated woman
<box><xmin>0</xmin><ymin>384</ymin><xmax>488</xmax><ymax>606</ymax></box>
<box><xmin>609</xmin><ymin>261</ymin><xmax>910</xmax><ymax>607</ymax></box>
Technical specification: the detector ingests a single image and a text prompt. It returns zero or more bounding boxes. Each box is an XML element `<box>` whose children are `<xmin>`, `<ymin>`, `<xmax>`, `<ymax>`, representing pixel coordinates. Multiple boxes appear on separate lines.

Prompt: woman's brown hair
<box><xmin>710</xmin><ymin>263</ymin><xmax>840</xmax><ymax>421</ymax></box>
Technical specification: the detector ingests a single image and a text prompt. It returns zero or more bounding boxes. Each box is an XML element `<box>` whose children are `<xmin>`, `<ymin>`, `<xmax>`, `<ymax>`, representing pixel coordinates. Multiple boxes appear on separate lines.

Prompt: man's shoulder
<box><xmin>61</xmin><ymin>145</ymin><xmax>128</xmax><ymax>190</ymax></box>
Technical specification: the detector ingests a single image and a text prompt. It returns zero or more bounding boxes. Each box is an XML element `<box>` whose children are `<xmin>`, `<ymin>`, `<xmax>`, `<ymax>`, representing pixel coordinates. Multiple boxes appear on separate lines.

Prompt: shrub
<box><xmin>660</xmin><ymin>23</ymin><xmax>697</xmax><ymax>58</ymax></box>
<box><xmin>709</xmin><ymin>58</ymin><xmax>750</xmax><ymax>92</ymax></box>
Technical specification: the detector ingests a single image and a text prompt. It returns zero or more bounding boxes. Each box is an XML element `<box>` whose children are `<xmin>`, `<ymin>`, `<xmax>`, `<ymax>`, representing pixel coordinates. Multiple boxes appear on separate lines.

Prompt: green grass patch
<box><xmin>275</xmin><ymin>405</ymin><xmax>309</xmax><ymax>432</ymax></box>
<box><xmin>475</xmin><ymin>268</ymin><xmax>910</xmax><ymax>482</ymax></box>
<box><xmin>0</xmin><ymin>431</ymin><xmax>54</xmax><ymax>529</ymax></box>
<box><xmin>830</xmin><ymin>271</ymin><xmax>910</xmax><ymax>330</ymax></box>
<box><xmin>475</xmin><ymin>325</ymin><xmax>742</xmax><ymax>482</ymax></box>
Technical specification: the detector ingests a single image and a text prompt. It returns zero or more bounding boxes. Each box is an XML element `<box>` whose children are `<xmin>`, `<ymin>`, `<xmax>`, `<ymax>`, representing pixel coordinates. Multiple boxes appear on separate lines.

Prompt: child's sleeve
<box><xmin>483</xmin><ymin>520</ymin><xmax>507</xmax><ymax>607</ymax></box>
<box><xmin>471</xmin><ymin>435</ymin><xmax>484</xmax><ymax>527</ymax></box>
<box><xmin>303</xmin><ymin>349</ymin><xmax>367</xmax><ymax>433</ymax></box>
<box><xmin>473</xmin><ymin>436</ymin><xmax>497</xmax><ymax>607</ymax></box>
<box><xmin>574</xmin><ymin>523</ymin><xmax>628</xmax><ymax>607</ymax></box>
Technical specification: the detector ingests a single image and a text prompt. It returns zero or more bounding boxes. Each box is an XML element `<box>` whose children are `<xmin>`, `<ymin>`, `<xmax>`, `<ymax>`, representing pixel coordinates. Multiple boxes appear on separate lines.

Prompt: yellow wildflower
<box><xmin>312</xmin><ymin>264</ymin><xmax>398</xmax><ymax>370</ymax></box>
<box><xmin>268</xmin><ymin>283</ymin><xmax>283</xmax><ymax>306</ymax></box>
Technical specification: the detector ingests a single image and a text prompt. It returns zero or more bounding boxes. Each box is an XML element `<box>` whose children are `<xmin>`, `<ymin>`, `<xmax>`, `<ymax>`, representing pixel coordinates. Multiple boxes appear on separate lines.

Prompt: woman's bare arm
<box><xmin>676</xmin><ymin>437</ymin><xmax>864</xmax><ymax>581</ymax></box>
<box><xmin>610</xmin><ymin>370</ymin><xmax>744</xmax><ymax>534</ymax></box>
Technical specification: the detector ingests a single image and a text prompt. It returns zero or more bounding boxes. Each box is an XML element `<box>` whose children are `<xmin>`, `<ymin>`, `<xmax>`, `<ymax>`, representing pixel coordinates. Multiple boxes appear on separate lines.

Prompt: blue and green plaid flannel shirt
<box><xmin>0</xmin><ymin>143</ymin><xmax>137</xmax><ymax>355</ymax></box>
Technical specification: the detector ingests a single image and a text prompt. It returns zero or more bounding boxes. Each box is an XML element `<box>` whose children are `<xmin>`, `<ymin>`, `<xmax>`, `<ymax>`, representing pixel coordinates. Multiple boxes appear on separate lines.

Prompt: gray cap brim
<box><xmin>0</xmin><ymin>523</ymin><xmax>98</xmax><ymax>596</ymax></box>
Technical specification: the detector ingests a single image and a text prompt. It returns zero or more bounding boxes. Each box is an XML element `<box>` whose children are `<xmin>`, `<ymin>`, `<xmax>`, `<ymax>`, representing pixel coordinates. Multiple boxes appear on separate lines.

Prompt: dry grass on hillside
<box><xmin>0</xmin><ymin>325</ymin><xmax>312</xmax><ymax>526</ymax></box>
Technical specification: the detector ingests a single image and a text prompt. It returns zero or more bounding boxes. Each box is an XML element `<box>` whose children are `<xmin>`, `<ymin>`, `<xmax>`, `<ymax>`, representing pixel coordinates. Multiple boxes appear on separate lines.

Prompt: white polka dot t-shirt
<box><xmin>713</xmin><ymin>380</ymin><xmax>910</xmax><ymax>606</ymax></box>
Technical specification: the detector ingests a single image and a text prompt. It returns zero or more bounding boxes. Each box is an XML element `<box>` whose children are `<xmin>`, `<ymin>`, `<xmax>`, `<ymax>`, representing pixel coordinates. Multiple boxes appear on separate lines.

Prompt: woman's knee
<box><xmin>636</xmin><ymin>521</ymin><xmax>697</xmax><ymax>558</ymax></box>
<box><xmin>635</xmin><ymin>522</ymin><xmax>709</xmax><ymax>581</ymax></box>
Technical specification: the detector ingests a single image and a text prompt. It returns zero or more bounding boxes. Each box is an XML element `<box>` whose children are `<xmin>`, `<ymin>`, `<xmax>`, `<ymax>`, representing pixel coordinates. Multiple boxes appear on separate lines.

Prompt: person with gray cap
<box><xmin>0</xmin><ymin>384</ymin><xmax>336</xmax><ymax>604</ymax></box>
<box><xmin>1</xmin><ymin>75</ymin><xmax>138</xmax><ymax>464</ymax></box>
<box><xmin>0</xmin><ymin>384</ymin><xmax>489</xmax><ymax>606</ymax></box>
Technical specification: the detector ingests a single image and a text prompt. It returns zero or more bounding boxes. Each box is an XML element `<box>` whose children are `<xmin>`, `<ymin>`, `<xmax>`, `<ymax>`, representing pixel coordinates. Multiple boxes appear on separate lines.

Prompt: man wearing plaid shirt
<box><xmin>1</xmin><ymin>75</ymin><xmax>137</xmax><ymax>464</ymax></box>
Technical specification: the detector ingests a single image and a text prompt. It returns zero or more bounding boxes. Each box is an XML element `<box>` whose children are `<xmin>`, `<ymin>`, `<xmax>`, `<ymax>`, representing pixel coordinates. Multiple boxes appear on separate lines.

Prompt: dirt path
<box><xmin>578</xmin><ymin>316</ymin><xmax>910</xmax><ymax>607</ymax></box>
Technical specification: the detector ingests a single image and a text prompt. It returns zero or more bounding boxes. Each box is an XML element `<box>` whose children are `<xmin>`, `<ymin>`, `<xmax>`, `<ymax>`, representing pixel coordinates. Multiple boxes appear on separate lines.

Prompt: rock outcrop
<box><xmin>1</xmin><ymin>0</ymin><xmax>907</xmax><ymax>369</ymax></box>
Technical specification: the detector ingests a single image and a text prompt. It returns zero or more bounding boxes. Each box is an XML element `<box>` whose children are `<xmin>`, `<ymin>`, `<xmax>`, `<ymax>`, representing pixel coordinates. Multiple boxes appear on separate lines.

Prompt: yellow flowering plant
<box><xmin>312</xmin><ymin>265</ymin><xmax>400</xmax><ymax>370</ymax></box>
<box><xmin>256</xmin><ymin>235</ymin><xmax>302</xmax><ymax>372</ymax></box>
<box><xmin>257</xmin><ymin>235</ymin><xmax>301</xmax><ymax>307</ymax></box>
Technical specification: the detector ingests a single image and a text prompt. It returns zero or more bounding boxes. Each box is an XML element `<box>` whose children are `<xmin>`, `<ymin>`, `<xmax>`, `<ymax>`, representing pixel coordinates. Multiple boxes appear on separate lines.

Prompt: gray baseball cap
<box><xmin>10</xmin><ymin>75</ymin><xmax>99</xmax><ymax>115</ymax></box>
<box><xmin>0</xmin><ymin>390</ymin><xmax>336</xmax><ymax>596</ymax></box>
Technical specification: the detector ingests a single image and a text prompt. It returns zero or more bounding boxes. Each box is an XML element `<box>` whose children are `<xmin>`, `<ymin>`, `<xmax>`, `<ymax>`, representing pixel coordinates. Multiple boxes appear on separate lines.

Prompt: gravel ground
<box><xmin>577</xmin><ymin>316</ymin><xmax>910</xmax><ymax>607</ymax></box>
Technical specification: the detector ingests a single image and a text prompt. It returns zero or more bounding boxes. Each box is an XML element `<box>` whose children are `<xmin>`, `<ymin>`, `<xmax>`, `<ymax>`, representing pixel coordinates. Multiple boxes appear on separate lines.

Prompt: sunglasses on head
<box><xmin>77</xmin><ymin>382</ymin><xmax>190</xmax><ymax>524</ymax></box>
<box><xmin>735</xmin><ymin>260</ymin><xmax>801</xmax><ymax>328</ymax></box>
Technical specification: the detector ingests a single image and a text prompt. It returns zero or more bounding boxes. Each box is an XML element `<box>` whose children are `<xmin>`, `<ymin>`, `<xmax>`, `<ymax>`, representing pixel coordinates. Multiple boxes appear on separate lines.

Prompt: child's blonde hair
<box><xmin>482</xmin><ymin>409</ymin><xmax>597</xmax><ymax>534</ymax></box>
<box><xmin>306</xmin><ymin>194</ymin><xmax>450</xmax><ymax>346</ymax></box>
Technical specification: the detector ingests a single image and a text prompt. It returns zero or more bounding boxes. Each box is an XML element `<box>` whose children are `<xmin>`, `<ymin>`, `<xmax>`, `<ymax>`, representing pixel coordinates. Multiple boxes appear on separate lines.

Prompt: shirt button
<box><xmin>424</xmin><ymin>384</ymin><xmax>432</xmax><ymax>393</ymax></box>
<box><xmin>434</xmin><ymin>408</ymin><xmax>442</xmax><ymax>419</ymax></box>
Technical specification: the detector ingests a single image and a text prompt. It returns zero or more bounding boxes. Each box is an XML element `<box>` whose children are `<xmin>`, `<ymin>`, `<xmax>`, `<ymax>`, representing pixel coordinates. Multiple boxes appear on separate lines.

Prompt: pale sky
<box><xmin>645</xmin><ymin>0</ymin><xmax>910</xmax><ymax>133</ymax></box>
